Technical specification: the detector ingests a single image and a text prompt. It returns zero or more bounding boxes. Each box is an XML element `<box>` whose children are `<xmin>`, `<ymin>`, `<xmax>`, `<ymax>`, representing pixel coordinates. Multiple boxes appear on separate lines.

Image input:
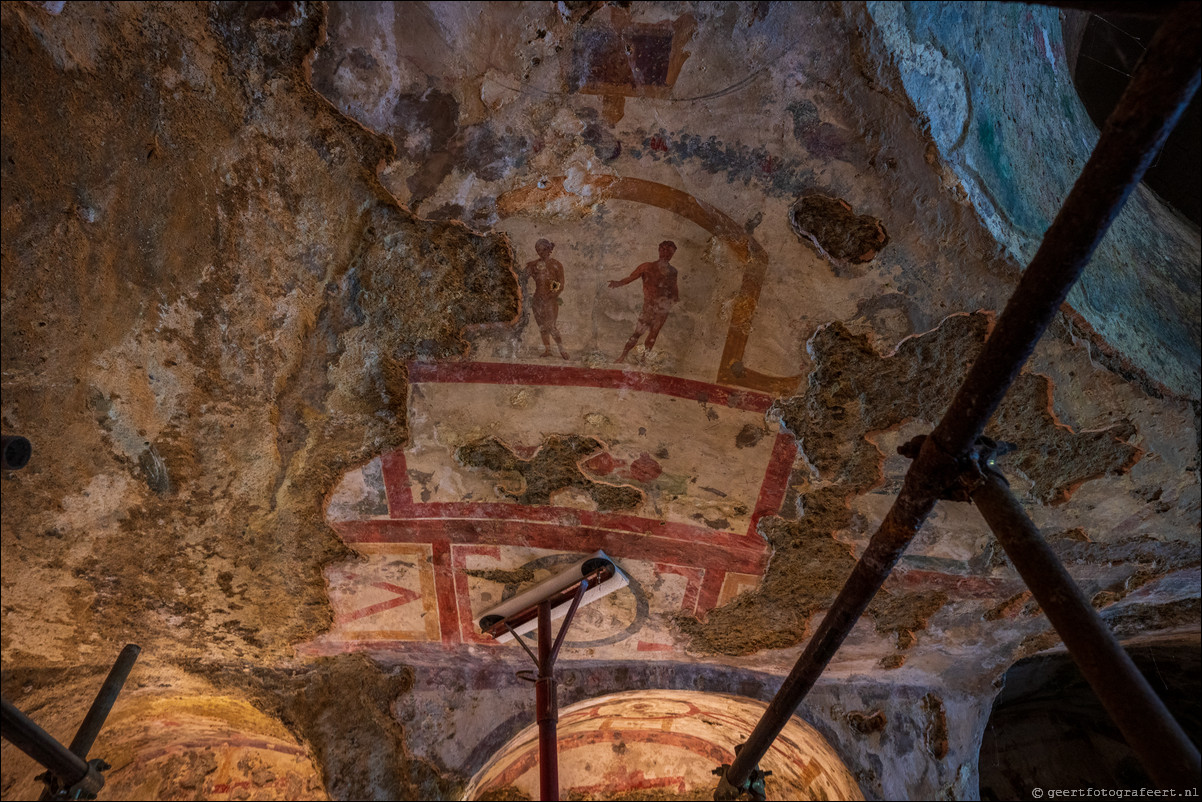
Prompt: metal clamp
<box><xmin>36</xmin><ymin>759</ymin><xmax>108</xmax><ymax>800</ymax></box>
<box><xmin>898</xmin><ymin>434</ymin><xmax>1012</xmax><ymax>502</ymax></box>
<box><xmin>712</xmin><ymin>745</ymin><xmax>772</xmax><ymax>801</ymax></box>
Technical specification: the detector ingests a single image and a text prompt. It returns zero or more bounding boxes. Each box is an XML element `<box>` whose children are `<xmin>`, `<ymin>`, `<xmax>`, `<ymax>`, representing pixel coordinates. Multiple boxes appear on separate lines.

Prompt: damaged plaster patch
<box><xmin>455</xmin><ymin>434</ymin><xmax>644</xmax><ymax>511</ymax></box>
<box><xmin>778</xmin><ymin>313</ymin><xmax>1140</xmax><ymax>504</ymax></box>
<box><xmin>920</xmin><ymin>692</ymin><xmax>949</xmax><ymax>760</ymax></box>
<box><xmin>869</xmin><ymin>590</ymin><xmax>949</xmax><ymax>650</ymax></box>
<box><xmin>675</xmin><ymin>511</ymin><xmax>857</xmax><ymax>654</ymax></box>
<box><xmin>845</xmin><ymin>709</ymin><xmax>888</xmax><ymax>735</ymax></box>
<box><xmin>676</xmin><ymin>506</ymin><xmax>950</xmax><ymax>656</ymax></box>
<box><xmin>981</xmin><ymin>529</ymin><xmax>1200</xmax><ymax>611</ymax></box>
<box><xmin>991</xmin><ymin>373</ymin><xmax>1141</xmax><ymax>504</ymax></box>
<box><xmin>678</xmin><ymin>313</ymin><xmax>1143</xmax><ymax>656</ymax></box>
<box><xmin>326</xmin><ymin>457</ymin><xmax>389</xmax><ymax>520</ymax></box>
<box><xmin>789</xmin><ymin>195</ymin><xmax>889</xmax><ymax>274</ymax></box>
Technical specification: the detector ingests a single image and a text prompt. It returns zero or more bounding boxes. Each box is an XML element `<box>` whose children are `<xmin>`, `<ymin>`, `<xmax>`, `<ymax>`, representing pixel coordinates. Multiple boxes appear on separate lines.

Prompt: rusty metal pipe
<box><xmin>1</xmin><ymin>697</ymin><xmax>91</xmax><ymax>788</ymax></box>
<box><xmin>719</xmin><ymin>4</ymin><xmax>1201</xmax><ymax>795</ymax></box>
<box><xmin>716</xmin><ymin>473</ymin><xmax>940</xmax><ymax>799</ymax></box>
<box><xmin>973</xmin><ymin>473</ymin><xmax>1200</xmax><ymax>788</ymax></box>
<box><xmin>536</xmin><ymin>600</ymin><xmax>559</xmax><ymax>802</ymax></box>
<box><xmin>67</xmin><ymin>644</ymin><xmax>140</xmax><ymax>760</ymax></box>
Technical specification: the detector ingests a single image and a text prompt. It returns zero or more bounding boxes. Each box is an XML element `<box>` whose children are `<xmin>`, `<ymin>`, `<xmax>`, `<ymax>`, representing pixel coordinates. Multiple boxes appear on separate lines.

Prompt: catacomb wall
<box><xmin>2</xmin><ymin>2</ymin><xmax>1197</xmax><ymax>800</ymax></box>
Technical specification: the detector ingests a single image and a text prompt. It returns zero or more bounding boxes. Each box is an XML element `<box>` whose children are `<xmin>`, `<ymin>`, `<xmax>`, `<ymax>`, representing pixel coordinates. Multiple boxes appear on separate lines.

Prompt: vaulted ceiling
<box><xmin>1</xmin><ymin>2</ymin><xmax>1198</xmax><ymax>800</ymax></box>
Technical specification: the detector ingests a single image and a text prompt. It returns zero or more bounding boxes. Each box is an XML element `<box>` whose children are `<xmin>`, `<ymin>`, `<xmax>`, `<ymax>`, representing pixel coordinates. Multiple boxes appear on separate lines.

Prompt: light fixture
<box><xmin>476</xmin><ymin>550</ymin><xmax>629</xmax><ymax>801</ymax></box>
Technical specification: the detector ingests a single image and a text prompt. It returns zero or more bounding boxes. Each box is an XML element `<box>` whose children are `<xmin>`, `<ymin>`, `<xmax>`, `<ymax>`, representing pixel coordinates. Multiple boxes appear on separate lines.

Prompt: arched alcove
<box><xmin>463</xmin><ymin>689</ymin><xmax>863</xmax><ymax>801</ymax></box>
<box><xmin>0</xmin><ymin>683</ymin><xmax>325</xmax><ymax>801</ymax></box>
<box><xmin>978</xmin><ymin>634</ymin><xmax>1201</xmax><ymax>800</ymax></box>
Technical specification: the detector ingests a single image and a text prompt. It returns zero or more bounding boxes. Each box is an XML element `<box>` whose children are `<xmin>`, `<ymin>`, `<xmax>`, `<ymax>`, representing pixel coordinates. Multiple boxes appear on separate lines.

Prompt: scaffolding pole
<box><xmin>715</xmin><ymin>2</ymin><xmax>1200</xmax><ymax>797</ymax></box>
<box><xmin>973</xmin><ymin>472</ymin><xmax>1200</xmax><ymax>787</ymax></box>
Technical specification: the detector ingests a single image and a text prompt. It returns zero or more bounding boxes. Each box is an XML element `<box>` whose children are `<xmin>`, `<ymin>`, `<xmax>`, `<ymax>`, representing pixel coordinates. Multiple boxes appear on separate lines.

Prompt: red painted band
<box><xmin>748</xmin><ymin>432</ymin><xmax>798</xmax><ymax>535</ymax></box>
<box><xmin>696</xmin><ymin>568</ymin><xmax>727</xmax><ymax>614</ymax></box>
<box><xmin>381</xmin><ymin>450</ymin><xmax>413</xmax><ymax>514</ymax></box>
<box><xmin>408</xmin><ymin>360</ymin><xmax>775</xmax><ymax>413</ymax></box>
<box><xmin>333</xmin><ymin>519</ymin><xmax>767</xmax><ymax>575</ymax></box>
<box><xmin>484</xmin><ymin>728</ymin><xmax>734</xmax><ymax>790</ymax></box>
<box><xmin>431</xmin><ymin>540</ymin><xmax>460</xmax><ymax>644</ymax></box>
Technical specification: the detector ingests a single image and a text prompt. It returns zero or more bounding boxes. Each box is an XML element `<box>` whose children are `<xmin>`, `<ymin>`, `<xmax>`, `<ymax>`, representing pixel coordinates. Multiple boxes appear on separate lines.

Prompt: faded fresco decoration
<box><xmin>314</xmin><ymin>370</ymin><xmax>792</xmax><ymax>656</ymax></box>
<box><xmin>309</xmin><ymin>3</ymin><xmax>870</xmax><ymax>664</ymax></box>
<box><xmin>305</xmin><ymin>3</ymin><xmax>1187</xmax><ymax>682</ymax></box>
<box><xmin>463</xmin><ymin>690</ymin><xmax>865</xmax><ymax>801</ymax></box>
<box><xmin>3</xmin><ymin>2</ymin><xmax>1200</xmax><ymax>801</ymax></box>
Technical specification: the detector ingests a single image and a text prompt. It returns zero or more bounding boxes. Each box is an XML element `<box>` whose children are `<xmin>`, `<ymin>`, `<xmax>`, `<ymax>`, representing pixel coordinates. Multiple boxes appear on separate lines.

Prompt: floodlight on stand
<box><xmin>475</xmin><ymin>549</ymin><xmax>629</xmax><ymax>802</ymax></box>
<box><xmin>478</xmin><ymin>550</ymin><xmax>629</xmax><ymax>643</ymax></box>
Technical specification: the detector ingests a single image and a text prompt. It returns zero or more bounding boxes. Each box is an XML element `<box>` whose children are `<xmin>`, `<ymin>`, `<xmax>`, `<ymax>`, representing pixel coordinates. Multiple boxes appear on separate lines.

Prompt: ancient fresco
<box><xmin>307</xmin><ymin>3</ymin><xmax>902</xmax><ymax>659</ymax></box>
<box><xmin>463</xmin><ymin>690</ymin><xmax>864</xmax><ymax>801</ymax></box>
<box><xmin>306</xmin><ymin>2</ymin><xmax>1190</xmax><ymax>674</ymax></box>
<box><xmin>484</xmin><ymin>174</ymin><xmax>800</xmax><ymax>394</ymax></box>
<box><xmin>314</xmin><ymin>366</ymin><xmax>793</xmax><ymax>656</ymax></box>
<box><xmin>3</xmin><ymin>2</ymin><xmax>1199</xmax><ymax>801</ymax></box>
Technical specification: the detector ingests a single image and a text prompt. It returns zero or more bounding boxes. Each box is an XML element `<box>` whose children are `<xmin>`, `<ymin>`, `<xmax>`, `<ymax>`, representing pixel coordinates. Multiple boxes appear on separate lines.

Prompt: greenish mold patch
<box><xmin>869</xmin><ymin>0</ymin><xmax>1201</xmax><ymax>397</ymax></box>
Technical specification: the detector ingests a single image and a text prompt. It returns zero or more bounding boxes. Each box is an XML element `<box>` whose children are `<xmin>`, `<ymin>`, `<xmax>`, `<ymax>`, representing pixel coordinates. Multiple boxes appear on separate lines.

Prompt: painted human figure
<box><xmin>525</xmin><ymin>238</ymin><xmax>569</xmax><ymax>359</ymax></box>
<box><xmin>608</xmin><ymin>240</ymin><xmax>680</xmax><ymax>363</ymax></box>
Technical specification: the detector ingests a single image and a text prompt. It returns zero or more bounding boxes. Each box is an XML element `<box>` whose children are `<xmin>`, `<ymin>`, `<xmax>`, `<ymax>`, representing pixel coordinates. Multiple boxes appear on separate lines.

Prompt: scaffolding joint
<box><xmin>898</xmin><ymin>433</ymin><xmax>1010</xmax><ymax>502</ymax></box>
<box><xmin>36</xmin><ymin>758</ymin><xmax>108</xmax><ymax>801</ymax></box>
<box><xmin>712</xmin><ymin>746</ymin><xmax>772</xmax><ymax>801</ymax></box>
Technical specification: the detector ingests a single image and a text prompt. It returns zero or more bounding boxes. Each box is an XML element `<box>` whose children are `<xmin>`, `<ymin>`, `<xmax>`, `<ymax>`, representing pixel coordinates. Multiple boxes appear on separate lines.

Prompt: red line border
<box><xmin>320</xmin><ymin>361</ymin><xmax>804</xmax><ymax>648</ymax></box>
<box><xmin>750</xmin><ymin>433</ymin><xmax>798</xmax><ymax>534</ymax></box>
<box><xmin>431</xmin><ymin>539</ymin><xmax>460</xmax><ymax>644</ymax></box>
<box><xmin>391</xmin><ymin>361</ymin><xmax>793</xmax><ymax>540</ymax></box>
<box><xmin>380</xmin><ymin>451</ymin><xmax>413</xmax><ymax>510</ymax></box>
<box><xmin>334</xmin><ymin>519</ymin><xmax>766</xmax><ymax>575</ymax></box>
<box><xmin>407</xmin><ymin>361</ymin><xmax>776</xmax><ymax>413</ymax></box>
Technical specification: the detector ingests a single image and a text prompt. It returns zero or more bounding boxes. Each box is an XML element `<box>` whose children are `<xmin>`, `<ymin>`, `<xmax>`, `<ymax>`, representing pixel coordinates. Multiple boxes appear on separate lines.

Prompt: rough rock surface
<box><xmin>2</xmin><ymin>1</ymin><xmax>512</xmax><ymax>797</ymax></box>
<box><xmin>0</xmin><ymin>0</ymin><xmax>514</xmax><ymax>664</ymax></box>
<box><xmin>680</xmin><ymin>313</ymin><xmax>1146</xmax><ymax>655</ymax></box>
<box><xmin>2</xmin><ymin>2</ymin><xmax>1198</xmax><ymax>801</ymax></box>
<box><xmin>789</xmin><ymin>194</ymin><xmax>890</xmax><ymax>272</ymax></box>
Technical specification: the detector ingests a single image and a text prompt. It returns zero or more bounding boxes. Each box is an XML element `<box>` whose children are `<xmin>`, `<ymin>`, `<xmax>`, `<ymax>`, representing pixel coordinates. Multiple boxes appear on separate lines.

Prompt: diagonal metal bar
<box><xmin>504</xmin><ymin>620</ymin><xmax>540</xmax><ymax>668</ymax></box>
<box><xmin>34</xmin><ymin>643</ymin><xmax>141</xmax><ymax>802</ymax></box>
<box><xmin>65</xmin><ymin>644</ymin><xmax>140</xmax><ymax>760</ymax></box>
<box><xmin>718</xmin><ymin>2</ymin><xmax>1200</xmax><ymax>796</ymax></box>
<box><xmin>973</xmin><ymin>472</ymin><xmax>1200</xmax><ymax>787</ymax></box>
<box><xmin>550</xmin><ymin>576</ymin><xmax>590</xmax><ymax>665</ymax></box>
<box><xmin>1</xmin><ymin>697</ymin><xmax>90</xmax><ymax>787</ymax></box>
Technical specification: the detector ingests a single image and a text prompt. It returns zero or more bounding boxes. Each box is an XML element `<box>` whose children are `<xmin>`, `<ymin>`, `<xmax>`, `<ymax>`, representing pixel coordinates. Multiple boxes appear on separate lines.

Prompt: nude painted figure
<box><xmin>525</xmin><ymin>238</ymin><xmax>569</xmax><ymax>359</ymax></box>
<box><xmin>608</xmin><ymin>240</ymin><xmax>680</xmax><ymax>363</ymax></box>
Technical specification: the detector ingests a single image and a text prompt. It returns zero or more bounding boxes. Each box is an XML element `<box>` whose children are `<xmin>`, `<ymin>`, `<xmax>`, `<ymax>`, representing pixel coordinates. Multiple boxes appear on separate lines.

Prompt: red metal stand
<box><xmin>715</xmin><ymin>3</ymin><xmax>1201</xmax><ymax>797</ymax></box>
<box><xmin>536</xmin><ymin>601</ymin><xmax>559</xmax><ymax>802</ymax></box>
<box><xmin>503</xmin><ymin>573</ymin><xmax>594</xmax><ymax>801</ymax></box>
